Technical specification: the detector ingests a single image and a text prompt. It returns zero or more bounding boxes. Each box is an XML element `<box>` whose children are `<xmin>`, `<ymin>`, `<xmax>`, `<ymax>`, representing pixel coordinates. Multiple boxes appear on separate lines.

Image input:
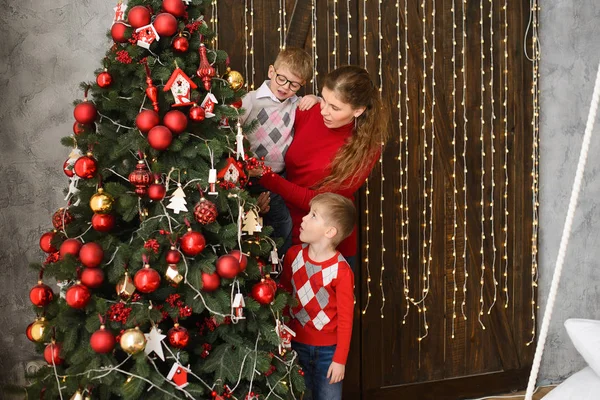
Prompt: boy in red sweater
<box><xmin>280</xmin><ymin>193</ymin><xmax>356</xmax><ymax>400</ymax></box>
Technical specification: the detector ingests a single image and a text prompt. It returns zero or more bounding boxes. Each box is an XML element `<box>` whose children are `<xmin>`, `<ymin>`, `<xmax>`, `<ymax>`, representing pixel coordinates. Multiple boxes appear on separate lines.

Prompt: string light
<box><xmin>278</xmin><ymin>0</ymin><xmax>284</xmax><ymax>50</ymax></box>
<box><xmin>347</xmin><ymin>0</ymin><xmax>352</xmax><ymax>64</ymax></box>
<box><xmin>402</xmin><ymin>0</ymin><xmax>411</xmax><ymax>325</ymax></box>
<box><xmin>362</xmin><ymin>0</ymin><xmax>372</xmax><ymax>316</ymax></box>
<box><xmin>502</xmin><ymin>0</ymin><xmax>510</xmax><ymax>308</ymax></box>
<box><xmin>478</xmin><ymin>0</ymin><xmax>487</xmax><ymax>330</ymax></box>
<box><xmin>244</xmin><ymin>0</ymin><xmax>249</xmax><ymax>90</ymax></box>
<box><xmin>311</xmin><ymin>0</ymin><xmax>318</xmax><ymax>93</ymax></box>
<box><xmin>283</xmin><ymin>0</ymin><xmax>287</xmax><ymax>49</ymax></box>
<box><xmin>451</xmin><ymin>0</ymin><xmax>458</xmax><ymax>339</ymax></box>
<box><xmin>378</xmin><ymin>0</ymin><xmax>385</xmax><ymax>319</ymax></box>
<box><xmin>211</xmin><ymin>0</ymin><xmax>218</xmax><ymax>49</ymax></box>
<box><xmin>250</xmin><ymin>0</ymin><xmax>256</xmax><ymax>90</ymax></box>
<box><xmin>460</xmin><ymin>0</ymin><xmax>469</xmax><ymax>323</ymax></box>
<box><xmin>333</xmin><ymin>0</ymin><xmax>338</xmax><ymax>69</ymax></box>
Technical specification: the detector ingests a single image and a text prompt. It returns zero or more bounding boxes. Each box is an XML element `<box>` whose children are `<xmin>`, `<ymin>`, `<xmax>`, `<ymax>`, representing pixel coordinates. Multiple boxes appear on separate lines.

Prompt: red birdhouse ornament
<box><xmin>163</xmin><ymin>67</ymin><xmax>198</xmax><ymax>107</ymax></box>
<box><xmin>166</xmin><ymin>363</ymin><xmax>190</xmax><ymax>388</ymax></box>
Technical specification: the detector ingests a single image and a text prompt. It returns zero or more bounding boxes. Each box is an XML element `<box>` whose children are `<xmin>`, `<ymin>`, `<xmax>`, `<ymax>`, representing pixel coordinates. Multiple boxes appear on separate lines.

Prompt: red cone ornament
<box><xmin>74</xmin><ymin>102</ymin><xmax>97</xmax><ymax>125</ymax></box>
<box><xmin>189</xmin><ymin>104</ymin><xmax>205</xmax><ymax>121</ymax></box>
<box><xmin>52</xmin><ymin>208</ymin><xmax>73</xmax><ymax>230</ymax></box>
<box><xmin>193</xmin><ymin>197</ymin><xmax>218</xmax><ymax>224</ymax></box>
<box><xmin>66</xmin><ymin>283</ymin><xmax>91</xmax><ymax>309</ymax></box>
<box><xmin>251</xmin><ymin>279</ymin><xmax>276</xmax><ymax>305</ymax></box>
<box><xmin>81</xmin><ymin>267</ymin><xmax>104</xmax><ymax>288</ymax></box>
<box><xmin>44</xmin><ymin>342</ymin><xmax>64</xmax><ymax>365</ymax></box>
<box><xmin>136</xmin><ymin>109</ymin><xmax>160</xmax><ymax>133</ymax></box>
<box><xmin>163</xmin><ymin>110</ymin><xmax>188</xmax><ymax>134</ymax></box>
<box><xmin>153</xmin><ymin>13</ymin><xmax>178</xmax><ymax>37</ymax></box>
<box><xmin>230</xmin><ymin>250</ymin><xmax>248</xmax><ymax>272</ymax></box>
<box><xmin>167</xmin><ymin>324</ymin><xmax>189</xmax><ymax>348</ymax></box>
<box><xmin>79</xmin><ymin>242</ymin><xmax>104</xmax><ymax>268</ymax></box>
<box><xmin>129</xmin><ymin>160</ymin><xmax>153</xmax><ymax>196</ymax></box>
<box><xmin>163</xmin><ymin>0</ymin><xmax>186</xmax><ymax>17</ymax></box>
<box><xmin>92</xmin><ymin>213</ymin><xmax>115</xmax><ymax>232</ymax></box>
<box><xmin>134</xmin><ymin>265</ymin><xmax>161</xmax><ymax>293</ymax></box>
<box><xmin>172</xmin><ymin>35</ymin><xmax>189</xmax><ymax>53</ymax></box>
<box><xmin>127</xmin><ymin>5</ymin><xmax>151</xmax><ymax>28</ymax></box>
<box><xmin>201</xmin><ymin>271</ymin><xmax>220</xmax><ymax>292</ymax></box>
<box><xmin>165</xmin><ymin>247</ymin><xmax>181</xmax><ymax>264</ymax></box>
<box><xmin>90</xmin><ymin>325</ymin><xmax>116</xmax><ymax>354</ymax></box>
<box><xmin>111</xmin><ymin>22</ymin><xmax>129</xmax><ymax>43</ymax></box>
<box><xmin>30</xmin><ymin>282</ymin><xmax>54</xmax><ymax>307</ymax></box>
<box><xmin>148</xmin><ymin>182</ymin><xmax>166</xmax><ymax>201</ymax></box>
<box><xmin>147</xmin><ymin>125</ymin><xmax>173</xmax><ymax>151</ymax></box>
<box><xmin>59</xmin><ymin>238</ymin><xmax>82</xmax><ymax>258</ymax></box>
<box><xmin>180</xmin><ymin>229</ymin><xmax>206</xmax><ymax>256</ymax></box>
<box><xmin>39</xmin><ymin>231</ymin><xmax>58</xmax><ymax>253</ymax></box>
<box><xmin>96</xmin><ymin>70</ymin><xmax>112</xmax><ymax>88</ymax></box>
<box><xmin>74</xmin><ymin>153</ymin><xmax>97</xmax><ymax>179</ymax></box>
<box><xmin>216</xmin><ymin>255</ymin><xmax>240</xmax><ymax>279</ymax></box>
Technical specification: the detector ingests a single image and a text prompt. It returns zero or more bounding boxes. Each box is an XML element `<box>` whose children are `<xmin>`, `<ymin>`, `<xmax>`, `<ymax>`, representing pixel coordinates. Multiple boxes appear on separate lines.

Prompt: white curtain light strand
<box><xmin>525</xmin><ymin>61</ymin><xmax>600</xmax><ymax>400</ymax></box>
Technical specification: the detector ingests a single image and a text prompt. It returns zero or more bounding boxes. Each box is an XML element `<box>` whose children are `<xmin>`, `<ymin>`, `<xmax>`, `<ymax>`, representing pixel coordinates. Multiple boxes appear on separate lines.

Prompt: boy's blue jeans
<box><xmin>264</xmin><ymin>192</ymin><xmax>292</xmax><ymax>258</ymax></box>
<box><xmin>292</xmin><ymin>341</ymin><xmax>343</xmax><ymax>400</ymax></box>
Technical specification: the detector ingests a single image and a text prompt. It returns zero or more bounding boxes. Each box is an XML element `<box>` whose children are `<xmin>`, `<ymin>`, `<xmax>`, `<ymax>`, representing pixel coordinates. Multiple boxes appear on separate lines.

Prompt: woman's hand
<box><xmin>256</xmin><ymin>191</ymin><xmax>271</xmax><ymax>215</ymax></box>
<box><xmin>327</xmin><ymin>361</ymin><xmax>345</xmax><ymax>384</ymax></box>
<box><xmin>298</xmin><ymin>95</ymin><xmax>321</xmax><ymax>111</ymax></box>
<box><xmin>248</xmin><ymin>166</ymin><xmax>265</xmax><ymax>178</ymax></box>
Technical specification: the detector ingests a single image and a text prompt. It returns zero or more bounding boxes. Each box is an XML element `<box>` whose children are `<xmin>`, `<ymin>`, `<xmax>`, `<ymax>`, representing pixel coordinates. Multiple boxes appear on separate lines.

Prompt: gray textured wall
<box><xmin>1</xmin><ymin>0</ymin><xmax>598</xmax><ymax>391</ymax></box>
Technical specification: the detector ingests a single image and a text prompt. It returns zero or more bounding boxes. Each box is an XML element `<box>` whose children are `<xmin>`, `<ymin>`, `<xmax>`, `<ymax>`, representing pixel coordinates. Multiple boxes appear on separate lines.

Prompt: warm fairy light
<box><xmin>311</xmin><ymin>0</ymin><xmax>318</xmax><ymax>93</ymax></box>
<box><xmin>478</xmin><ymin>0</ymin><xmax>487</xmax><ymax>330</ymax></box>
<box><xmin>451</xmin><ymin>0</ymin><xmax>458</xmax><ymax>339</ymax></box>
<box><xmin>278</xmin><ymin>0</ymin><xmax>284</xmax><ymax>50</ymax></box>
<box><xmin>332</xmin><ymin>0</ymin><xmax>338</xmax><ymax>69</ymax></box>
<box><xmin>211</xmin><ymin>0</ymin><xmax>218</xmax><ymax>49</ymax></box>
<box><xmin>283</xmin><ymin>0</ymin><xmax>287</xmax><ymax>49</ymax></box>
<box><xmin>347</xmin><ymin>0</ymin><xmax>352</xmax><ymax>64</ymax></box>
<box><xmin>363</xmin><ymin>0</ymin><xmax>369</xmax><ymax>66</ymax></box>
<box><xmin>461</xmin><ymin>0</ymin><xmax>469</xmax><ymax>322</ymax></box>
<box><xmin>362</xmin><ymin>1</ymin><xmax>371</xmax><ymax>315</ymax></box>
<box><xmin>244</xmin><ymin>0</ymin><xmax>249</xmax><ymax>90</ymax></box>
<box><xmin>377</xmin><ymin>0</ymin><xmax>385</xmax><ymax>319</ymax></box>
<box><xmin>502</xmin><ymin>0</ymin><xmax>510</xmax><ymax>309</ymax></box>
<box><xmin>249</xmin><ymin>0</ymin><xmax>255</xmax><ymax>90</ymax></box>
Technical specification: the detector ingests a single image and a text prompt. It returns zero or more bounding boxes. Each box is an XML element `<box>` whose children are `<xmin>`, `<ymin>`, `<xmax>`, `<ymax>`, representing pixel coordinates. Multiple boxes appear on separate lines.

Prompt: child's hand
<box><xmin>256</xmin><ymin>191</ymin><xmax>271</xmax><ymax>215</ymax></box>
<box><xmin>298</xmin><ymin>95</ymin><xmax>321</xmax><ymax>111</ymax></box>
<box><xmin>326</xmin><ymin>361</ymin><xmax>345</xmax><ymax>384</ymax></box>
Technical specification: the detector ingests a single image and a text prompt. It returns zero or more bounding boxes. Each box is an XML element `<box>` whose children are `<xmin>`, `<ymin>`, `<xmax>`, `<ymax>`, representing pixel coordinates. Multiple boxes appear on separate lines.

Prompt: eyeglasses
<box><xmin>273</xmin><ymin>70</ymin><xmax>303</xmax><ymax>91</ymax></box>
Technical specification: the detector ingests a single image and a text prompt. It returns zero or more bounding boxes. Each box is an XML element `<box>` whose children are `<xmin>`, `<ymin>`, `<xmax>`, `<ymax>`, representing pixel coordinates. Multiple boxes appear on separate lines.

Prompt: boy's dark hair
<box><xmin>310</xmin><ymin>193</ymin><xmax>356</xmax><ymax>247</ymax></box>
<box><xmin>273</xmin><ymin>47</ymin><xmax>313</xmax><ymax>83</ymax></box>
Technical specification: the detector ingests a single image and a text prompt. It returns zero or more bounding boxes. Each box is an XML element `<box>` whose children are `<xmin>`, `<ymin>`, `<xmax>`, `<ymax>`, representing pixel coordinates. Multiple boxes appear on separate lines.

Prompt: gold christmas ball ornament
<box><xmin>119</xmin><ymin>327</ymin><xmax>146</xmax><ymax>354</ymax></box>
<box><xmin>223</xmin><ymin>67</ymin><xmax>244</xmax><ymax>91</ymax></box>
<box><xmin>89</xmin><ymin>188</ymin><xmax>114</xmax><ymax>214</ymax></box>
<box><xmin>31</xmin><ymin>318</ymin><xmax>48</xmax><ymax>342</ymax></box>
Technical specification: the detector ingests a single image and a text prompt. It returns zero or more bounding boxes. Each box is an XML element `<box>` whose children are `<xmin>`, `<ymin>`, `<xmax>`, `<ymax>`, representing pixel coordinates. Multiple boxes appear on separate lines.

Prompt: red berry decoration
<box><xmin>97</xmin><ymin>69</ymin><xmax>112</xmax><ymax>88</ymax></box>
<box><xmin>172</xmin><ymin>35</ymin><xmax>189</xmax><ymax>53</ymax></box>
<box><xmin>134</xmin><ymin>265</ymin><xmax>161</xmax><ymax>293</ymax></box>
<box><xmin>90</xmin><ymin>325</ymin><xmax>116</xmax><ymax>354</ymax></box>
<box><xmin>111</xmin><ymin>22</ymin><xmax>129</xmax><ymax>43</ymax></box>
<box><xmin>79</xmin><ymin>242</ymin><xmax>104</xmax><ymax>268</ymax></box>
<box><xmin>147</xmin><ymin>125</ymin><xmax>173</xmax><ymax>151</ymax></box>
<box><xmin>44</xmin><ymin>342</ymin><xmax>64</xmax><ymax>365</ymax></box>
<box><xmin>216</xmin><ymin>255</ymin><xmax>240</xmax><ymax>279</ymax></box>
<box><xmin>167</xmin><ymin>324</ymin><xmax>189</xmax><ymax>348</ymax></box>
<box><xmin>189</xmin><ymin>104</ymin><xmax>205</xmax><ymax>122</ymax></box>
<box><xmin>135</xmin><ymin>109</ymin><xmax>160</xmax><ymax>133</ymax></box>
<box><xmin>129</xmin><ymin>160</ymin><xmax>153</xmax><ymax>196</ymax></box>
<box><xmin>81</xmin><ymin>268</ymin><xmax>104</xmax><ymax>288</ymax></box>
<box><xmin>165</xmin><ymin>247</ymin><xmax>181</xmax><ymax>264</ymax></box>
<box><xmin>153</xmin><ymin>13</ymin><xmax>178</xmax><ymax>37</ymax></box>
<box><xmin>163</xmin><ymin>0</ymin><xmax>186</xmax><ymax>17</ymax></box>
<box><xmin>74</xmin><ymin>101</ymin><xmax>97</xmax><ymax>125</ymax></box>
<box><xmin>91</xmin><ymin>213</ymin><xmax>115</xmax><ymax>232</ymax></box>
<box><xmin>39</xmin><ymin>231</ymin><xmax>58</xmax><ymax>253</ymax></box>
<box><xmin>180</xmin><ymin>229</ymin><xmax>206</xmax><ymax>256</ymax></box>
<box><xmin>201</xmin><ymin>271</ymin><xmax>220</xmax><ymax>292</ymax></box>
<box><xmin>66</xmin><ymin>283</ymin><xmax>91</xmax><ymax>309</ymax></box>
<box><xmin>30</xmin><ymin>282</ymin><xmax>54</xmax><ymax>307</ymax></box>
<box><xmin>194</xmin><ymin>197</ymin><xmax>218</xmax><ymax>225</ymax></box>
<box><xmin>74</xmin><ymin>153</ymin><xmax>97</xmax><ymax>179</ymax></box>
<box><xmin>163</xmin><ymin>110</ymin><xmax>188</xmax><ymax>135</ymax></box>
<box><xmin>59</xmin><ymin>238</ymin><xmax>82</xmax><ymax>258</ymax></box>
<box><xmin>251</xmin><ymin>279</ymin><xmax>276</xmax><ymax>305</ymax></box>
<box><xmin>127</xmin><ymin>5</ymin><xmax>151</xmax><ymax>28</ymax></box>
<box><xmin>52</xmin><ymin>208</ymin><xmax>74</xmax><ymax>230</ymax></box>
<box><xmin>229</xmin><ymin>250</ymin><xmax>248</xmax><ymax>272</ymax></box>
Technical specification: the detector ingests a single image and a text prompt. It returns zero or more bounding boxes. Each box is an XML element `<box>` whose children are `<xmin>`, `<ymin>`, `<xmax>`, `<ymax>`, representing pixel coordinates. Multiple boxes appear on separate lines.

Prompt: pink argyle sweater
<box><xmin>280</xmin><ymin>244</ymin><xmax>354</xmax><ymax>365</ymax></box>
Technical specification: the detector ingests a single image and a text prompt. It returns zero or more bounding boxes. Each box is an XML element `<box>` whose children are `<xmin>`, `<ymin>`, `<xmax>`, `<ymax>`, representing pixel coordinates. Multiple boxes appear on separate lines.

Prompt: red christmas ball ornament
<box><xmin>163</xmin><ymin>0</ymin><xmax>186</xmax><ymax>17</ymax></box>
<box><xmin>148</xmin><ymin>182</ymin><xmax>166</xmax><ymax>201</ymax></box>
<box><xmin>111</xmin><ymin>21</ymin><xmax>129</xmax><ymax>43</ymax></box>
<box><xmin>134</xmin><ymin>265</ymin><xmax>161</xmax><ymax>293</ymax></box>
<box><xmin>201</xmin><ymin>271</ymin><xmax>220</xmax><ymax>292</ymax></box>
<box><xmin>74</xmin><ymin>153</ymin><xmax>97</xmax><ymax>179</ymax></box>
<box><xmin>96</xmin><ymin>69</ymin><xmax>112</xmax><ymax>88</ymax></box>
<box><xmin>73</xmin><ymin>121</ymin><xmax>93</xmax><ymax>136</ymax></box>
<box><xmin>92</xmin><ymin>213</ymin><xmax>115</xmax><ymax>232</ymax></box>
<box><xmin>163</xmin><ymin>110</ymin><xmax>188</xmax><ymax>135</ymax></box>
<box><xmin>81</xmin><ymin>267</ymin><xmax>104</xmax><ymax>288</ymax></box>
<box><xmin>52</xmin><ymin>208</ymin><xmax>73</xmax><ymax>230</ymax></box>
<box><xmin>29</xmin><ymin>282</ymin><xmax>54</xmax><ymax>307</ymax></box>
<box><xmin>153</xmin><ymin>13</ymin><xmax>178</xmax><ymax>37</ymax></box>
<box><xmin>129</xmin><ymin>160</ymin><xmax>153</xmax><ymax>196</ymax></box>
<box><xmin>136</xmin><ymin>109</ymin><xmax>160</xmax><ymax>133</ymax></box>
<box><xmin>127</xmin><ymin>5</ymin><xmax>151</xmax><ymax>28</ymax></box>
<box><xmin>180</xmin><ymin>229</ymin><xmax>206</xmax><ymax>256</ymax></box>
<box><xmin>90</xmin><ymin>325</ymin><xmax>116</xmax><ymax>354</ymax></box>
<box><xmin>147</xmin><ymin>125</ymin><xmax>173</xmax><ymax>151</ymax></box>
<box><xmin>216</xmin><ymin>255</ymin><xmax>240</xmax><ymax>279</ymax></box>
<box><xmin>165</xmin><ymin>247</ymin><xmax>181</xmax><ymax>264</ymax></box>
<box><xmin>66</xmin><ymin>283</ymin><xmax>91</xmax><ymax>309</ymax></box>
<box><xmin>251</xmin><ymin>279</ymin><xmax>276</xmax><ymax>305</ymax></box>
<box><xmin>172</xmin><ymin>35</ymin><xmax>189</xmax><ymax>53</ymax></box>
<box><xmin>44</xmin><ymin>342</ymin><xmax>64</xmax><ymax>365</ymax></box>
<box><xmin>167</xmin><ymin>324</ymin><xmax>189</xmax><ymax>348</ymax></box>
<box><xmin>63</xmin><ymin>159</ymin><xmax>74</xmax><ymax>177</ymax></box>
<box><xmin>79</xmin><ymin>242</ymin><xmax>104</xmax><ymax>268</ymax></box>
<box><xmin>74</xmin><ymin>101</ymin><xmax>97</xmax><ymax>125</ymax></box>
<box><xmin>39</xmin><ymin>231</ymin><xmax>58</xmax><ymax>253</ymax></box>
<box><xmin>194</xmin><ymin>197</ymin><xmax>218</xmax><ymax>225</ymax></box>
<box><xmin>264</xmin><ymin>275</ymin><xmax>277</xmax><ymax>294</ymax></box>
<box><xmin>26</xmin><ymin>322</ymin><xmax>34</xmax><ymax>342</ymax></box>
<box><xmin>189</xmin><ymin>105</ymin><xmax>205</xmax><ymax>122</ymax></box>
<box><xmin>231</xmin><ymin>99</ymin><xmax>243</xmax><ymax>109</ymax></box>
<box><xmin>229</xmin><ymin>250</ymin><xmax>248</xmax><ymax>272</ymax></box>
<box><xmin>59</xmin><ymin>238</ymin><xmax>82</xmax><ymax>258</ymax></box>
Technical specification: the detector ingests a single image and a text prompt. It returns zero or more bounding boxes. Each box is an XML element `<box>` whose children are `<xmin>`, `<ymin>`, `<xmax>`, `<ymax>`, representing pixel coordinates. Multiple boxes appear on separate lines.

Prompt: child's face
<box><xmin>299</xmin><ymin>204</ymin><xmax>337</xmax><ymax>245</ymax></box>
<box><xmin>319</xmin><ymin>87</ymin><xmax>366</xmax><ymax>129</ymax></box>
<box><xmin>268</xmin><ymin>65</ymin><xmax>305</xmax><ymax>101</ymax></box>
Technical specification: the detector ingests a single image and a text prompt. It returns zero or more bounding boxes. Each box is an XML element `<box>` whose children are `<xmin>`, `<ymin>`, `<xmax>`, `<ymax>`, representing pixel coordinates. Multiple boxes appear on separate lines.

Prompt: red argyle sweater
<box><xmin>280</xmin><ymin>244</ymin><xmax>354</xmax><ymax>365</ymax></box>
<box><xmin>259</xmin><ymin>105</ymin><xmax>378</xmax><ymax>256</ymax></box>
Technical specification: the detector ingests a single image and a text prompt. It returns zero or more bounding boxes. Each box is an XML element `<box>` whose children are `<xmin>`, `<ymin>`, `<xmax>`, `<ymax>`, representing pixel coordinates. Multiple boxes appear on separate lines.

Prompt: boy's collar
<box><xmin>256</xmin><ymin>80</ymin><xmax>299</xmax><ymax>103</ymax></box>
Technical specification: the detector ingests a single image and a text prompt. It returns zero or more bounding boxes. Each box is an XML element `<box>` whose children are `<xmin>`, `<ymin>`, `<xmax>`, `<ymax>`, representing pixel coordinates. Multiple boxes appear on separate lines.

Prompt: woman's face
<box><xmin>319</xmin><ymin>87</ymin><xmax>365</xmax><ymax>129</ymax></box>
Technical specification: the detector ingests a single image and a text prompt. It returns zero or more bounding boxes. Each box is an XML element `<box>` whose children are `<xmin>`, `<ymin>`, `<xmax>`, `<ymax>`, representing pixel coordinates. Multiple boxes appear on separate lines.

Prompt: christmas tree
<box><xmin>25</xmin><ymin>1</ymin><xmax>305</xmax><ymax>399</ymax></box>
